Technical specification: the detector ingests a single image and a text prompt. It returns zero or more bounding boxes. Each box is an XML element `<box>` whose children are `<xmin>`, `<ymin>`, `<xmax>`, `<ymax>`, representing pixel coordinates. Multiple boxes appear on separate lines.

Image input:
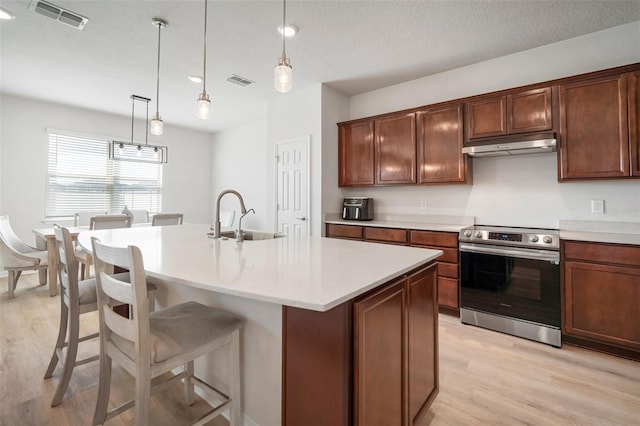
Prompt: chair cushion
<box><xmin>111</xmin><ymin>301</ymin><xmax>243</xmax><ymax>364</ymax></box>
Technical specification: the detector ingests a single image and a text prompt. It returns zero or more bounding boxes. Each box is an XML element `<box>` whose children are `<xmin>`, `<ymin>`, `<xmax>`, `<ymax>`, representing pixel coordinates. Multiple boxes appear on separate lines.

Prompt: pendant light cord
<box><xmin>281</xmin><ymin>0</ymin><xmax>286</xmax><ymax>59</ymax></box>
<box><xmin>155</xmin><ymin>22</ymin><xmax>161</xmax><ymax>114</ymax></box>
<box><xmin>202</xmin><ymin>0</ymin><xmax>208</xmax><ymax>93</ymax></box>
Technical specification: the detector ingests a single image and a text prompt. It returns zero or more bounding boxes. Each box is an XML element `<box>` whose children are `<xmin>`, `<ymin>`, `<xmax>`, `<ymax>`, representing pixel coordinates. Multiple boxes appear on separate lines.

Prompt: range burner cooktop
<box><xmin>459</xmin><ymin>225</ymin><xmax>560</xmax><ymax>250</ymax></box>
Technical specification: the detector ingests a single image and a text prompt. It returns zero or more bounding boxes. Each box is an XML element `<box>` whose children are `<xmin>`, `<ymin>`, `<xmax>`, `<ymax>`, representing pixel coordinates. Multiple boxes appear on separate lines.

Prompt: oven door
<box><xmin>460</xmin><ymin>243</ymin><xmax>560</xmax><ymax>327</ymax></box>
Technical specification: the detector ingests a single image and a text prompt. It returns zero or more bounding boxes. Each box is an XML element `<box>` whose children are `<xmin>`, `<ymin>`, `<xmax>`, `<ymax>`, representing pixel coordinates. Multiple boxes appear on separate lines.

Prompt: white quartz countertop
<box><xmin>325</xmin><ymin>218</ymin><xmax>470</xmax><ymax>233</ymax></box>
<box><xmin>559</xmin><ymin>220</ymin><xmax>640</xmax><ymax>246</ymax></box>
<box><xmin>78</xmin><ymin>224</ymin><xmax>442</xmax><ymax>312</ymax></box>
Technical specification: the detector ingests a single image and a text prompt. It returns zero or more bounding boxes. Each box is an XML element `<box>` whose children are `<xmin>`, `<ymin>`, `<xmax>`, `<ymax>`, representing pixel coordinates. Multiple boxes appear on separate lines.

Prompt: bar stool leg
<box><xmin>50</xmin><ymin>308</ymin><xmax>80</xmax><ymax>406</ymax></box>
<box><xmin>184</xmin><ymin>361</ymin><xmax>195</xmax><ymax>406</ymax></box>
<box><xmin>230</xmin><ymin>329</ymin><xmax>241</xmax><ymax>426</ymax></box>
<box><xmin>44</xmin><ymin>302</ymin><xmax>69</xmax><ymax>380</ymax></box>
<box><xmin>93</xmin><ymin>354</ymin><xmax>113</xmax><ymax>426</ymax></box>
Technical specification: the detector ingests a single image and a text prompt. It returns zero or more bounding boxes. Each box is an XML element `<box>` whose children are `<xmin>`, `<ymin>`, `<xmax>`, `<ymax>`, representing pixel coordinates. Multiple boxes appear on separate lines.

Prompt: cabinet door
<box><xmin>417</xmin><ymin>105</ymin><xmax>469</xmax><ymax>184</ymax></box>
<box><xmin>338</xmin><ymin>121</ymin><xmax>375</xmax><ymax>186</ymax></box>
<box><xmin>466</xmin><ymin>96</ymin><xmax>507</xmax><ymax>139</ymax></box>
<box><xmin>437</xmin><ymin>276</ymin><xmax>459</xmax><ymax>309</ymax></box>
<box><xmin>564</xmin><ymin>261</ymin><xmax>640</xmax><ymax>349</ymax></box>
<box><xmin>508</xmin><ymin>87</ymin><xmax>553</xmax><ymax>134</ymax></box>
<box><xmin>326</xmin><ymin>223</ymin><xmax>363</xmax><ymax>240</ymax></box>
<box><xmin>375</xmin><ymin>113</ymin><xmax>417</xmax><ymax>184</ymax></box>
<box><xmin>406</xmin><ymin>264</ymin><xmax>438</xmax><ymax>425</ymax></box>
<box><xmin>354</xmin><ymin>279</ymin><xmax>406</xmax><ymax>426</ymax></box>
<box><xmin>630</xmin><ymin>71</ymin><xmax>640</xmax><ymax>177</ymax></box>
<box><xmin>559</xmin><ymin>74</ymin><xmax>630</xmax><ymax>179</ymax></box>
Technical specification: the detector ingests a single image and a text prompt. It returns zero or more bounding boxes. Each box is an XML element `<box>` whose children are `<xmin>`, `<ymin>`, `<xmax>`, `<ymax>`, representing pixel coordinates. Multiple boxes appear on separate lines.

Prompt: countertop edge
<box><xmin>325</xmin><ymin>219</ymin><xmax>469</xmax><ymax>233</ymax></box>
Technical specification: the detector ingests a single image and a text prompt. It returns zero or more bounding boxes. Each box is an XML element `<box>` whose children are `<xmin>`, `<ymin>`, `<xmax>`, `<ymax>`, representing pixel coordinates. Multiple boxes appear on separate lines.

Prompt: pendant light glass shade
<box><xmin>197</xmin><ymin>92</ymin><xmax>211</xmax><ymax>119</ymax></box>
<box><xmin>274</xmin><ymin>0</ymin><xmax>292</xmax><ymax>93</ymax></box>
<box><xmin>274</xmin><ymin>58</ymin><xmax>292</xmax><ymax>93</ymax></box>
<box><xmin>151</xmin><ymin>18</ymin><xmax>166</xmax><ymax>135</ymax></box>
<box><xmin>197</xmin><ymin>0</ymin><xmax>211</xmax><ymax>120</ymax></box>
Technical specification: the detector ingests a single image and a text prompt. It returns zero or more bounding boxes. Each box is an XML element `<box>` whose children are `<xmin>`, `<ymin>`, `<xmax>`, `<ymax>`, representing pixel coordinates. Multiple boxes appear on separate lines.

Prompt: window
<box><xmin>45</xmin><ymin>131</ymin><xmax>163</xmax><ymax>219</ymax></box>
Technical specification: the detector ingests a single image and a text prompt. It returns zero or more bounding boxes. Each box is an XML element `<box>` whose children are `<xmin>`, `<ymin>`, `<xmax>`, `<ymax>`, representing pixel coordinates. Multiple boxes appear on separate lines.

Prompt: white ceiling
<box><xmin>1</xmin><ymin>0</ymin><xmax>639</xmax><ymax>133</ymax></box>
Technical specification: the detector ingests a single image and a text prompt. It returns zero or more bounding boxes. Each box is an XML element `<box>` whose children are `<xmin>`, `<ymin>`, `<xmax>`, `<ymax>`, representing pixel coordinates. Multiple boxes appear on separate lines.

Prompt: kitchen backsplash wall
<box><xmin>342</xmin><ymin>153</ymin><xmax>640</xmax><ymax>229</ymax></box>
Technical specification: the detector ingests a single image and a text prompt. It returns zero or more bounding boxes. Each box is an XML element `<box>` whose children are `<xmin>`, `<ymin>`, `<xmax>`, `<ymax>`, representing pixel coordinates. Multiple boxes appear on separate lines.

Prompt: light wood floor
<box><xmin>1</xmin><ymin>276</ymin><xmax>639</xmax><ymax>426</ymax></box>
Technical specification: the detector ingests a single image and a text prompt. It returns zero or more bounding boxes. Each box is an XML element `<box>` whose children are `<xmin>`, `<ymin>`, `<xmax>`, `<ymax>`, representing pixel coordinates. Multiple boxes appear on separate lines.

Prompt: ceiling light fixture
<box><xmin>0</xmin><ymin>7</ymin><xmax>15</xmax><ymax>20</ymax></box>
<box><xmin>274</xmin><ymin>0</ymin><xmax>293</xmax><ymax>93</ymax></box>
<box><xmin>277</xmin><ymin>24</ymin><xmax>297</xmax><ymax>37</ymax></box>
<box><xmin>150</xmin><ymin>18</ymin><xmax>167</xmax><ymax>136</ymax></box>
<box><xmin>196</xmin><ymin>0</ymin><xmax>211</xmax><ymax>119</ymax></box>
<box><xmin>110</xmin><ymin>95</ymin><xmax>168</xmax><ymax>164</ymax></box>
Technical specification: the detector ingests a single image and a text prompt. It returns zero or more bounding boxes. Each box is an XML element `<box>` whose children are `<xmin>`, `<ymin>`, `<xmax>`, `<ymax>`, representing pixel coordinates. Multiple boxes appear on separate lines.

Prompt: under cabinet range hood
<box><xmin>462</xmin><ymin>135</ymin><xmax>557</xmax><ymax>157</ymax></box>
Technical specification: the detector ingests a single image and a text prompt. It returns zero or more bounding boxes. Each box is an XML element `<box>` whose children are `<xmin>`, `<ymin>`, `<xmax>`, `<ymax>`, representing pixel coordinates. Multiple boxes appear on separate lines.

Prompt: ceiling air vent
<box><xmin>226</xmin><ymin>74</ymin><xmax>255</xmax><ymax>87</ymax></box>
<box><xmin>30</xmin><ymin>0</ymin><xmax>88</xmax><ymax>30</ymax></box>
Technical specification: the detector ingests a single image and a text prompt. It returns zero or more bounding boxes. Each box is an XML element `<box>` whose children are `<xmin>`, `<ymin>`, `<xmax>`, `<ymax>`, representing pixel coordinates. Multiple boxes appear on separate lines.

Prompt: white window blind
<box><xmin>45</xmin><ymin>131</ymin><xmax>163</xmax><ymax>219</ymax></box>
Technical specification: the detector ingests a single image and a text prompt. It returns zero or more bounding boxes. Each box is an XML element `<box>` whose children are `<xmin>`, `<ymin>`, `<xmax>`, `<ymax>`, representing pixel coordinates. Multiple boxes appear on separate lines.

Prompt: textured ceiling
<box><xmin>1</xmin><ymin>0</ymin><xmax>639</xmax><ymax>133</ymax></box>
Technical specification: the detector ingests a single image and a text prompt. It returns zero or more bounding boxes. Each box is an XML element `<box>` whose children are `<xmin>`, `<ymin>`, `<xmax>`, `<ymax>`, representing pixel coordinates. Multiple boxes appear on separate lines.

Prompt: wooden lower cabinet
<box><xmin>326</xmin><ymin>223</ymin><xmax>364</xmax><ymax>240</ymax></box>
<box><xmin>562</xmin><ymin>241</ymin><xmax>640</xmax><ymax>359</ymax></box>
<box><xmin>283</xmin><ymin>262</ymin><xmax>439</xmax><ymax>426</ymax></box>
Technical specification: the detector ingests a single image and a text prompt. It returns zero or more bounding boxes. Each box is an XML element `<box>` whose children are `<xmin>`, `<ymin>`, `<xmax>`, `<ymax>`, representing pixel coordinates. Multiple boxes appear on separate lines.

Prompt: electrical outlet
<box><xmin>420</xmin><ymin>200</ymin><xmax>427</xmax><ymax>210</ymax></box>
<box><xmin>591</xmin><ymin>199</ymin><xmax>605</xmax><ymax>214</ymax></box>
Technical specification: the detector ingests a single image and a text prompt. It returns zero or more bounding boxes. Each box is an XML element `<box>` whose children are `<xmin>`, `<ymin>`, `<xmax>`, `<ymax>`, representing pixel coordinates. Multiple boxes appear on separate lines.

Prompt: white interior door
<box><xmin>276</xmin><ymin>137</ymin><xmax>309</xmax><ymax>237</ymax></box>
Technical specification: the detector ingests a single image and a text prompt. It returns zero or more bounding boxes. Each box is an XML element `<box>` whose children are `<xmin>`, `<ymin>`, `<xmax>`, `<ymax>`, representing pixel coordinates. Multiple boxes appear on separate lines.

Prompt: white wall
<box><xmin>340</xmin><ymin>22</ymin><xmax>640</xmax><ymax>228</ymax></box>
<box><xmin>0</xmin><ymin>94</ymin><xmax>213</xmax><ymax>246</ymax></box>
<box><xmin>211</xmin><ymin>120</ymin><xmax>269</xmax><ymax>230</ymax></box>
<box><xmin>266</xmin><ymin>84</ymin><xmax>323</xmax><ymax>235</ymax></box>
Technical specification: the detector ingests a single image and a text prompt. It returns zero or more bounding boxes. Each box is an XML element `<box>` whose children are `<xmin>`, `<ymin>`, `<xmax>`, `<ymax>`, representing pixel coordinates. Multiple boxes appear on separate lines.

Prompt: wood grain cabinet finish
<box><xmin>417</xmin><ymin>104</ymin><xmax>470</xmax><ymax>184</ymax></box>
<box><xmin>558</xmin><ymin>73</ymin><xmax>631</xmax><ymax>179</ymax></box>
<box><xmin>375</xmin><ymin>112</ymin><xmax>417</xmax><ymax>185</ymax></box>
<box><xmin>563</xmin><ymin>241</ymin><xmax>640</xmax><ymax>355</ymax></box>
<box><xmin>326</xmin><ymin>223</ymin><xmax>364</xmax><ymax>240</ymax></box>
<box><xmin>338</xmin><ymin>120</ymin><xmax>375</xmax><ymax>186</ymax></box>
<box><xmin>630</xmin><ymin>71</ymin><xmax>640</xmax><ymax>177</ymax></box>
<box><xmin>466</xmin><ymin>87</ymin><xmax>553</xmax><ymax>141</ymax></box>
<box><xmin>354</xmin><ymin>263</ymin><xmax>438</xmax><ymax>426</ymax></box>
<box><xmin>364</xmin><ymin>227</ymin><xmax>408</xmax><ymax>245</ymax></box>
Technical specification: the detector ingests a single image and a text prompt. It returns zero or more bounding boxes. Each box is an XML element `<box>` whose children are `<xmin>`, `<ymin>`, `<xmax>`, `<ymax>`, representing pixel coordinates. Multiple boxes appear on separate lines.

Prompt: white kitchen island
<box><xmin>78</xmin><ymin>223</ymin><xmax>442</xmax><ymax>426</ymax></box>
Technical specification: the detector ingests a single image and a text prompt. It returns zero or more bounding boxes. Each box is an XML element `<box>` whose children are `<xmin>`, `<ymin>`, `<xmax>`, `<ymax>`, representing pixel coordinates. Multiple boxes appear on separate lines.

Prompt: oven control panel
<box><xmin>459</xmin><ymin>226</ymin><xmax>559</xmax><ymax>250</ymax></box>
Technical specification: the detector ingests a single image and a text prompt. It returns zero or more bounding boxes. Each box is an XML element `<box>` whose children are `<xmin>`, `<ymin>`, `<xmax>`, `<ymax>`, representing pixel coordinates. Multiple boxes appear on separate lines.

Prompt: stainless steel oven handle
<box><xmin>459</xmin><ymin>243</ymin><xmax>559</xmax><ymax>264</ymax></box>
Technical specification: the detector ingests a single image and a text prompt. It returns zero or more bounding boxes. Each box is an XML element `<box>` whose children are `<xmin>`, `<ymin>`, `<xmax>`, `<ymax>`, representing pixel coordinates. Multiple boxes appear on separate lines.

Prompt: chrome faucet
<box><xmin>214</xmin><ymin>189</ymin><xmax>248</xmax><ymax>239</ymax></box>
<box><xmin>235</xmin><ymin>208</ymin><xmax>255</xmax><ymax>241</ymax></box>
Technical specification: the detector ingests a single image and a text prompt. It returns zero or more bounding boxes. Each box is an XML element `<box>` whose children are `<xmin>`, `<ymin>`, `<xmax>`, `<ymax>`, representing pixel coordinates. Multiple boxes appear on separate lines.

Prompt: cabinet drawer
<box><xmin>564</xmin><ymin>241</ymin><xmax>640</xmax><ymax>267</ymax></box>
<box><xmin>410</xmin><ymin>231</ymin><xmax>458</xmax><ymax>248</ymax></box>
<box><xmin>364</xmin><ymin>227</ymin><xmax>408</xmax><ymax>244</ymax></box>
<box><xmin>418</xmin><ymin>246</ymin><xmax>458</xmax><ymax>263</ymax></box>
<box><xmin>437</xmin><ymin>262</ymin><xmax>458</xmax><ymax>279</ymax></box>
<box><xmin>438</xmin><ymin>276</ymin><xmax>459</xmax><ymax>309</ymax></box>
<box><xmin>326</xmin><ymin>224</ymin><xmax>363</xmax><ymax>240</ymax></box>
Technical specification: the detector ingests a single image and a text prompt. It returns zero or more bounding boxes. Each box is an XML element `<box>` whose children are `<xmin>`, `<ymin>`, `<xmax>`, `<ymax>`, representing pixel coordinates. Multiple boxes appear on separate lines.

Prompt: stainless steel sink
<box><xmin>218</xmin><ymin>230</ymin><xmax>285</xmax><ymax>241</ymax></box>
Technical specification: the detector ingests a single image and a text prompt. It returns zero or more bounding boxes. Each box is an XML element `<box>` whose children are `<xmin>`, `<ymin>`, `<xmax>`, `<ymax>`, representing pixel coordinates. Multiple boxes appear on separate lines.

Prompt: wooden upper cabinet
<box><xmin>338</xmin><ymin>121</ymin><xmax>375</xmax><ymax>186</ymax></box>
<box><xmin>508</xmin><ymin>87</ymin><xmax>553</xmax><ymax>134</ymax></box>
<box><xmin>374</xmin><ymin>112</ymin><xmax>417</xmax><ymax>185</ymax></box>
<box><xmin>466</xmin><ymin>96</ymin><xmax>507</xmax><ymax>139</ymax></box>
<box><xmin>417</xmin><ymin>104</ymin><xmax>469</xmax><ymax>184</ymax></box>
<box><xmin>630</xmin><ymin>71</ymin><xmax>640</xmax><ymax>177</ymax></box>
<box><xmin>466</xmin><ymin>86</ymin><xmax>553</xmax><ymax>141</ymax></box>
<box><xmin>559</xmin><ymin>73</ymin><xmax>630</xmax><ymax>179</ymax></box>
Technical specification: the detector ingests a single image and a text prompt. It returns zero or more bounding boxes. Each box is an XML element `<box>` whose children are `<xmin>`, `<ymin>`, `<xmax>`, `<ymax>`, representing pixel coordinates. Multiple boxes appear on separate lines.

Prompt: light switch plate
<box><xmin>591</xmin><ymin>199</ymin><xmax>605</xmax><ymax>214</ymax></box>
<box><xmin>420</xmin><ymin>200</ymin><xmax>427</xmax><ymax>210</ymax></box>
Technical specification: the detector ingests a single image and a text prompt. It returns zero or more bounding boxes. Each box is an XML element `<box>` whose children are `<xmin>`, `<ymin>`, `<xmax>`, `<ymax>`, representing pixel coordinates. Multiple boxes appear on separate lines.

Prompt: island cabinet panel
<box><xmin>562</xmin><ymin>241</ymin><xmax>640</xmax><ymax>359</ymax></box>
<box><xmin>630</xmin><ymin>70</ymin><xmax>640</xmax><ymax>177</ymax></box>
<box><xmin>354</xmin><ymin>279</ymin><xmax>406</xmax><ymax>426</ymax></box>
<box><xmin>326</xmin><ymin>223</ymin><xmax>364</xmax><ymax>240</ymax></box>
<box><xmin>338</xmin><ymin>120</ymin><xmax>375</xmax><ymax>186</ymax></box>
<box><xmin>416</xmin><ymin>104</ymin><xmax>470</xmax><ymax>184</ymax></box>
<box><xmin>466</xmin><ymin>96</ymin><xmax>507</xmax><ymax>139</ymax></box>
<box><xmin>375</xmin><ymin>112</ymin><xmax>417</xmax><ymax>185</ymax></box>
<box><xmin>558</xmin><ymin>73</ymin><xmax>630</xmax><ymax>179</ymax></box>
<box><xmin>364</xmin><ymin>227</ymin><xmax>408</xmax><ymax>245</ymax></box>
<box><xmin>282</xmin><ymin>262</ymin><xmax>439</xmax><ymax>426</ymax></box>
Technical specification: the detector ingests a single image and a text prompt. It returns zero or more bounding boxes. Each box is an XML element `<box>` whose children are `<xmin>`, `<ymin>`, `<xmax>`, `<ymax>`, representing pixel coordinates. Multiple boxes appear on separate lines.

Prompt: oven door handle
<box><xmin>459</xmin><ymin>243</ymin><xmax>559</xmax><ymax>264</ymax></box>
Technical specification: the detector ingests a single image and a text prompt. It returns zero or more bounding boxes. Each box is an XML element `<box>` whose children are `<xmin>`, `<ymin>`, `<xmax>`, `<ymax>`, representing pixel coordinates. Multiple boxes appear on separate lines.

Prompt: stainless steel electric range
<box><xmin>458</xmin><ymin>225</ymin><xmax>561</xmax><ymax>347</ymax></box>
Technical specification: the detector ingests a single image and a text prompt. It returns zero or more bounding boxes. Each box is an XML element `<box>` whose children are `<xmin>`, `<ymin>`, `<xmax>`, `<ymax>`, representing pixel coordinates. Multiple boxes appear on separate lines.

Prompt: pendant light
<box><xmin>274</xmin><ymin>0</ymin><xmax>292</xmax><ymax>93</ymax></box>
<box><xmin>197</xmin><ymin>0</ymin><xmax>211</xmax><ymax>119</ymax></box>
<box><xmin>150</xmin><ymin>18</ymin><xmax>167</xmax><ymax>135</ymax></box>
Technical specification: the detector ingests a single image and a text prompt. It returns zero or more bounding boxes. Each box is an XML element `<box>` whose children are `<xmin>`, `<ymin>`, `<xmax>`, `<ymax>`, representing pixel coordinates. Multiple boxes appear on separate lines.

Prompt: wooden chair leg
<box><xmin>80</xmin><ymin>263</ymin><xmax>86</xmax><ymax>280</ymax></box>
<box><xmin>44</xmin><ymin>302</ymin><xmax>69</xmax><ymax>379</ymax></box>
<box><xmin>184</xmin><ymin>361</ymin><xmax>194</xmax><ymax>406</ymax></box>
<box><xmin>230</xmin><ymin>329</ymin><xmax>242</xmax><ymax>426</ymax></box>
<box><xmin>93</xmin><ymin>354</ymin><xmax>113</xmax><ymax>426</ymax></box>
<box><xmin>39</xmin><ymin>267</ymin><xmax>47</xmax><ymax>285</ymax></box>
<box><xmin>50</xmin><ymin>307</ymin><xmax>80</xmax><ymax>407</ymax></box>
<box><xmin>134</xmin><ymin>365</ymin><xmax>152</xmax><ymax>426</ymax></box>
<box><xmin>7</xmin><ymin>270</ymin><xmax>16</xmax><ymax>299</ymax></box>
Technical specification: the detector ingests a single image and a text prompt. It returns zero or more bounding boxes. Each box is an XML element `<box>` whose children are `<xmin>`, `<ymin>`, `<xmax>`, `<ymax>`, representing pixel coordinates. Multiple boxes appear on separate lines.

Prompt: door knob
<box><xmin>296</xmin><ymin>216</ymin><xmax>307</xmax><ymax>221</ymax></box>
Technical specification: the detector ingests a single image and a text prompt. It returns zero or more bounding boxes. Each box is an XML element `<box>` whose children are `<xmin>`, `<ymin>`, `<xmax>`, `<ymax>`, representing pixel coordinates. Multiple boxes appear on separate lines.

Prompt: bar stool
<box><xmin>76</xmin><ymin>214</ymin><xmax>131</xmax><ymax>279</ymax></box>
<box><xmin>151</xmin><ymin>212</ymin><xmax>184</xmax><ymax>226</ymax></box>
<box><xmin>44</xmin><ymin>226</ymin><xmax>156</xmax><ymax>407</ymax></box>
<box><xmin>91</xmin><ymin>236</ymin><xmax>244</xmax><ymax>426</ymax></box>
